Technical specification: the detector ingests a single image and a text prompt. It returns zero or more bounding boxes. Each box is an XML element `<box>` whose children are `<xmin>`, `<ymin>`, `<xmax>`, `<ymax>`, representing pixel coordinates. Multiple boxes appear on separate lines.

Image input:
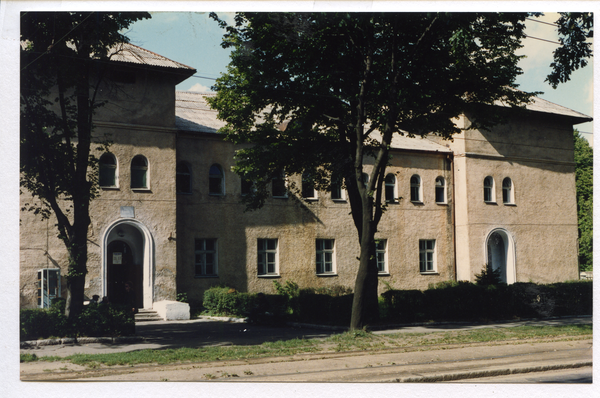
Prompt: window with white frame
<box><xmin>99</xmin><ymin>153</ymin><xmax>118</xmax><ymax>188</ymax></box>
<box><xmin>131</xmin><ymin>155</ymin><xmax>148</xmax><ymax>189</ymax></box>
<box><xmin>176</xmin><ymin>162</ymin><xmax>192</xmax><ymax>194</ymax></box>
<box><xmin>302</xmin><ymin>172</ymin><xmax>318</xmax><ymax>200</ymax></box>
<box><xmin>209</xmin><ymin>164</ymin><xmax>224</xmax><ymax>195</ymax></box>
<box><xmin>419</xmin><ymin>240</ymin><xmax>436</xmax><ymax>273</ymax></box>
<box><xmin>484</xmin><ymin>176</ymin><xmax>495</xmax><ymax>203</ymax></box>
<box><xmin>195</xmin><ymin>239</ymin><xmax>218</xmax><ymax>276</ymax></box>
<box><xmin>435</xmin><ymin>176</ymin><xmax>446</xmax><ymax>204</ymax></box>
<box><xmin>37</xmin><ymin>268</ymin><xmax>60</xmax><ymax>308</ymax></box>
<box><xmin>258</xmin><ymin>239</ymin><xmax>279</xmax><ymax>275</ymax></box>
<box><xmin>376</xmin><ymin>240</ymin><xmax>388</xmax><ymax>274</ymax></box>
<box><xmin>410</xmin><ymin>175</ymin><xmax>422</xmax><ymax>202</ymax></box>
<box><xmin>316</xmin><ymin>239</ymin><xmax>335</xmax><ymax>274</ymax></box>
<box><xmin>502</xmin><ymin>177</ymin><xmax>514</xmax><ymax>204</ymax></box>
<box><xmin>272</xmin><ymin>170</ymin><xmax>287</xmax><ymax>198</ymax></box>
<box><xmin>385</xmin><ymin>174</ymin><xmax>396</xmax><ymax>203</ymax></box>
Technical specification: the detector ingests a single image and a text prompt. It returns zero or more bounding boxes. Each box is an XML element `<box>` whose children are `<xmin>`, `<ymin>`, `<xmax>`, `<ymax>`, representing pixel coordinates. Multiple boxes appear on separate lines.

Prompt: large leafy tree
<box><xmin>573</xmin><ymin>130</ymin><xmax>593</xmax><ymax>271</ymax></box>
<box><xmin>208</xmin><ymin>12</ymin><xmax>537</xmax><ymax>329</ymax></box>
<box><xmin>20</xmin><ymin>12</ymin><xmax>150</xmax><ymax>319</ymax></box>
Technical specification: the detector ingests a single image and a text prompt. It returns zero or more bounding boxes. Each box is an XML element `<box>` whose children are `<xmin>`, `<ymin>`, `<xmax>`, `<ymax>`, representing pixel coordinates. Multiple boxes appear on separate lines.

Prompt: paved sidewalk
<box><xmin>20</xmin><ymin>315</ymin><xmax>592</xmax><ymax>358</ymax></box>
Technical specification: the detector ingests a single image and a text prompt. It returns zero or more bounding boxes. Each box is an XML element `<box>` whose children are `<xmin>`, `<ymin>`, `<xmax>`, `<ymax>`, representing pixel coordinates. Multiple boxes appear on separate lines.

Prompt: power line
<box><xmin>523</xmin><ymin>34</ymin><xmax>560</xmax><ymax>45</ymax></box>
<box><xmin>526</xmin><ymin>17</ymin><xmax>559</xmax><ymax>28</ymax></box>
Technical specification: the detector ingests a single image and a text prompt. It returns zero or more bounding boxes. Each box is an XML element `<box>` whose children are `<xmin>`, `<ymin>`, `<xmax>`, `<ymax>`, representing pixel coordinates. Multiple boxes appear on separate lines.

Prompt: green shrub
<box><xmin>381</xmin><ymin>280</ymin><xmax>592</xmax><ymax>323</ymax></box>
<box><xmin>202</xmin><ymin>286</ymin><xmax>255</xmax><ymax>317</ymax></box>
<box><xmin>474</xmin><ymin>265</ymin><xmax>503</xmax><ymax>286</ymax></box>
<box><xmin>20</xmin><ymin>303</ymin><xmax>135</xmax><ymax>341</ymax></box>
<box><xmin>380</xmin><ymin>290</ymin><xmax>425</xmax><ymax>322</ymax></box>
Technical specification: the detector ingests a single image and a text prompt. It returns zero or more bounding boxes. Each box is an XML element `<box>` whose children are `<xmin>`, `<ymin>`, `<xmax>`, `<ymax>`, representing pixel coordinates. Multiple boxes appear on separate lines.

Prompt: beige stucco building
<box><xmin>20</xmin><ymin>44</ymin><xmax>591</xmax><ymax>314</ymax></box>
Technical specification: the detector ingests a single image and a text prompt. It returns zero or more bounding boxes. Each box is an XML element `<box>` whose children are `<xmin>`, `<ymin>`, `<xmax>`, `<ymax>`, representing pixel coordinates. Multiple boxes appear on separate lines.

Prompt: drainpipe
<box><xmin>450</xmin><ymin>153</ymin><xmax>457</xmax><ymax>282</ymax></box>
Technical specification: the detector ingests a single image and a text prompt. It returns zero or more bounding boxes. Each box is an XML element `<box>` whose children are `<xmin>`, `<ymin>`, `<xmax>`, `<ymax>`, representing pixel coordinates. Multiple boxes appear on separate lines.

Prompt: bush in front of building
<box><xmin>380</xmin><ymin>280</ymin><xmax>592</xmax><ymax>323</ymax></box>
<box><xmin>20</xmin><ymin>298</ymin><xmax>135</xmax><ymax>341</ymax></box>
<box><xmin>202</xmin><ymin>286</ymin><xmax>256</xmax><ymax>317</ymax></box>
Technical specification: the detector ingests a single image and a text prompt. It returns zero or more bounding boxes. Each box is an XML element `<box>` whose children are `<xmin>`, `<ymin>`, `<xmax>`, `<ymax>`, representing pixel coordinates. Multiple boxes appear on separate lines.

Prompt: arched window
<box><xmin>176</xmin><ymin>162</ymin><xmax>192</xmax><ymax>194</ymax></box>
<box><xmin>410</xmin><ymin>175</ymin><xmax>422</xmax><ymax>202</ymax></box>
<box><xmin>502</xmin><ymin>177</ymin><xmax>513</xmax><ymax>204</ymax></box>
<box><xmin>385</xmin><ymin>174</ymin><xmax>396</xmax><ymax>203</ymax></box>
<box><xmin>484</xmin><ymin>176</ymin><xmax>495</xmax><ymax>203</ymax></box>
<box><xmin>435</xmin><ymin>176</ymin><xmax>446</xmax><ymax>204</ymax></box>
<box><xmin>302</xmin><ymin>172</ymin><xmax>317</xmax><ymax>199</ymax></box>
<box><xmin>99</xmin><ymin>153</ymin><xmax>117</xmax><ymax>188</ymax></box>
<box><xmin>209</xmin><ymin>164</ymin><xmax>224</xmax><ymax>195</ymax></box>
<box><xmin>130</xmin><ymin>155</ymin><xmax>148</xmax><ymax>189</ymax></box>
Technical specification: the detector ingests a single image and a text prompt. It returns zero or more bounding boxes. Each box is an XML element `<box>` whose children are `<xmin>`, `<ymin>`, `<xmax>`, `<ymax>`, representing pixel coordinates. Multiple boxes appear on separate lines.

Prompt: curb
<box><xmin>20</xmin><ymin>335</ymin><xmax>144</xmax><ymax>348</ymax></box>
<box><xmin>392</xmin><ymin>361</ymin><xmax>593</xmax><ymax>383</ymax></box>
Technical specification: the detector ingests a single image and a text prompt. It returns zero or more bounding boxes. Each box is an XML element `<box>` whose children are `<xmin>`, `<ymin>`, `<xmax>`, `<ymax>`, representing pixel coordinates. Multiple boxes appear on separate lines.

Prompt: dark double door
<box><xmin>107</xmin><ymin>240</ymin><xmax>143</xmax><ymax>308</ymax></box>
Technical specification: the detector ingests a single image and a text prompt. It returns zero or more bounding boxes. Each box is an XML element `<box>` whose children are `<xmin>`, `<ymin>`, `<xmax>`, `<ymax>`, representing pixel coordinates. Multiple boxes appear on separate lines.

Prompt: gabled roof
<box><xmin>175</xmin><ymin>91</ymin><xmax>590</xmax><ymax>152</ymax></box>
<box><xmin>108</xmin><ymin>42</ymin><xmax>195</xmax><ymax>72</ymax></box>
<box><xmin>494</xmin><ymin>91</ymin><xmax>592</xmax><ymax>124</ymax></box>
<box><xmin>176</xmin><ymin>91</ymin><xmax>226</xmax><ymax>133</ymax></box>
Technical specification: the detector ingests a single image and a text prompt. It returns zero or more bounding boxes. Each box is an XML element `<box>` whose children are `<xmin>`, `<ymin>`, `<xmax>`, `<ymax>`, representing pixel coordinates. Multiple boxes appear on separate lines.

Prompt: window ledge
<box><xmin>258</xmin><ymin>274</ymin><xmax>281</xmax><ymax>278</ymax></box>
<box><xmin>420</xmin><ymin>271</ymin><xmax>439</xmax><ymax>275</ymax></box>
<box><xmin>378</xmin><ymin>272</ymin><xmax>391</xmax><ymax>277</ymax></box>
<box><xmin>101</xmin><ymin>186</ymin><xmax>120</xmax><ymax>191</ymax></box>
<box><xmin>194</xmin><ymin>275</ymin><xmax>219</xmax><ymax>279</ymax></box>
<box><xmin>331</xmin><ymin>198</ymin><xmax>347</xmax><ymax>203</ymax></box>
<box><xmin>303</xmin><ymin>198</ymin><xmax>319</xmax><ymax>202</ymax></box>
<box><xmin>503</xmin><ymin>203</ymin><xmax>517</xmax><ymax>206</ymax></box>
<box><xmin>484</xmin><ymin>201</ymin><xmax>497</xmax><ymax>205</ymax></box>
<box><xmin>411</xmin><ymin>201</ymin><xmax>424</xmax><ymax>205</ymax></box>
<box><xmin>436</xmin><ymin>202</ymin><xmax>448</xmax><ymax>206</ymax></box>
<box><xmin>316</xmin><ymin>273</ymin><xmax>338</xmax><ymax>277</ymax></box>
<box><xmin>131</xmin><ymin>188</ymin><xmax>152</xmax><ymax>193</ymax></box>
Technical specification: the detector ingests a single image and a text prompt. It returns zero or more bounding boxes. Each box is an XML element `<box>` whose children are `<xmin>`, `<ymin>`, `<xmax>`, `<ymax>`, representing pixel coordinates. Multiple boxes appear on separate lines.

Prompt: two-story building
<box><xmin>20</xmin><ymin>43</ymin><xmax>591</xmax><ymax>317</ymax></box>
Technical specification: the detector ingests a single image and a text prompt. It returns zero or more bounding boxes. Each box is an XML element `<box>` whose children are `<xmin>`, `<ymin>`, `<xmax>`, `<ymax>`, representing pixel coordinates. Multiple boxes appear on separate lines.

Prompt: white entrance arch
<box><xmin>102</xmin><ymin>219</ymin><xmax>154</xmax><ymax>309</ymax></box>
<box><xmin>485</xmin><ymin>228</ymin><xmax>516</xmax><ymax>284</ymax></box>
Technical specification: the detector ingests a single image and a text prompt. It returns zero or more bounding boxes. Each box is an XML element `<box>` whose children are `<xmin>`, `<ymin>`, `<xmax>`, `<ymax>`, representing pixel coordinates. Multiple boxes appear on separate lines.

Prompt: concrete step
<box><xmin>135</xmin><ymin>309</ymin><xmax>163</xmax><ymax>322</ymax></box>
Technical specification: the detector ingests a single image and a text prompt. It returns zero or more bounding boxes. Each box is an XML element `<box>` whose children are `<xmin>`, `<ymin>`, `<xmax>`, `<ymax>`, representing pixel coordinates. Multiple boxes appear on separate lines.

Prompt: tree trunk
<box><xmin>350</xmin><ymin>197</ymin><xmax>381</xmax><ymax>330</ymax></box>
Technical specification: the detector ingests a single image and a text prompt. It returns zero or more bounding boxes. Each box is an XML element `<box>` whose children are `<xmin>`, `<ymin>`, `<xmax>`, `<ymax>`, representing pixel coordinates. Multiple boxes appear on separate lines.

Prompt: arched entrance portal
<box><xmin>103</xmin><ymin>220</ymin><xmax>154</xmax><ymax>309</ymax></box>
<box><xmin>485</xmin><ymin>229</ymin><xmax>516</xmax><ymax>284</ymax></box>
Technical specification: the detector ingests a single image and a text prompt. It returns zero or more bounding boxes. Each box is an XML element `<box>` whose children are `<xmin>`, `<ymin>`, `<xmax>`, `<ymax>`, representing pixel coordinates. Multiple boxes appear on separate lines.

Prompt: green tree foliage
<box><xmin>547</xmin><ymin>13</ymin><xmax>593</xmax><ymax>88</ymax></box>
<box><xmin>20</xmin><ymin>12</ymin><xmax>150</xmax><ymax>319</ymax></box>
<box><xmin>208</xmin><ymin>12</ymin><xmax>538</xmax><ymax>329</ymax></box>
<box><xmin>573</xmin><ymin>130</ymin><xmax>593</xmax><ymax>271</ymax></box>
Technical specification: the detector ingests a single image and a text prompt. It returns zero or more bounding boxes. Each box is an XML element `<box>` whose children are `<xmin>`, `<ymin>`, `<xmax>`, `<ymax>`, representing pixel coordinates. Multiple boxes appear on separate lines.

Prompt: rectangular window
<box><xmin>37</xmin><ymin>268</ymin><xmax>60</xmax><ymax>308</ymax></box>
<box><xmin>316</xmin><ymin>239</ymin><xmax>335</xmax><ymax>274</ymax></box>
<box><xmin>419</xmin><ymin>240</ymin><xmax>436</xmax><ymax>273</ymax></box>
<box><xmin>195</xmin><ymin>239</ymin><xmax>218</xmax><ymax>276</ymax></box>
<box><xmin>258</xmin><ymin>239</ymin><xmax>278</xmax><ymax>275</ymax></box>
<box><xmin>376</xmin><ymin>240</ymin><xmax>387</xmax><ymax>273</ymax></box>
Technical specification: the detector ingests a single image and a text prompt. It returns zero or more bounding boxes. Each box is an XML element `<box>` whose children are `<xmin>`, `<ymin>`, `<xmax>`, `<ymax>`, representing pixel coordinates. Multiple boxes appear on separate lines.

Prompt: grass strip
<box><xmin>21</xmin><ymin>324</ymin><xmax>591</xmax><ymax>367</ymax></box>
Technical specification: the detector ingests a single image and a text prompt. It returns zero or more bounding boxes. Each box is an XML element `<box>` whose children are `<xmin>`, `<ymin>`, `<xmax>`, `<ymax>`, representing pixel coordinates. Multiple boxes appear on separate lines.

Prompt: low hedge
<box><xmin>381</xmin><ymin>280</ymin><xmax>592</xmax><ymax>323</ymax></box>
<box><xmin>20</xmin><ymin>299</ymin><xmax>135</xmax><ymax>341</ymax></box>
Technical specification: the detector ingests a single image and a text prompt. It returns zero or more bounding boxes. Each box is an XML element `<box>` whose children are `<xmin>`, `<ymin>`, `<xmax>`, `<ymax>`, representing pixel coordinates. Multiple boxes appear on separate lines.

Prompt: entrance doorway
<box><xmin>486</xmin><ymin>229</ymin><xmax>516</xmax><ymax>284</ymax></box>
<box><xmin>103</xmin><ymin>219</ymin><xmax>153</xmax><ymax>309</ymax></box>
<box><xmin>107</xmin><ymin>240</ymin><xmax>142</xmax><ymax>308</ymax></box>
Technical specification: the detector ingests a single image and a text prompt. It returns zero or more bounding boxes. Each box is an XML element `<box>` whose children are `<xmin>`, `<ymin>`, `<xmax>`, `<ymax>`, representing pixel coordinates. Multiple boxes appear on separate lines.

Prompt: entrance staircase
<box><xmin>135</xmin><ymin>309</ymin><xmax>163</xmax><ymax>322</ymax></box>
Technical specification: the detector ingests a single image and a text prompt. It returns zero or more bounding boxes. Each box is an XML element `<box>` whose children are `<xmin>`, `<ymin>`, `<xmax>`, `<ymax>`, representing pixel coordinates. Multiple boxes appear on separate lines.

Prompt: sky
<box><xmin>124</xmin><ymin>11</ymin><xmax>594</xmax><ymax>136</ymax></box>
